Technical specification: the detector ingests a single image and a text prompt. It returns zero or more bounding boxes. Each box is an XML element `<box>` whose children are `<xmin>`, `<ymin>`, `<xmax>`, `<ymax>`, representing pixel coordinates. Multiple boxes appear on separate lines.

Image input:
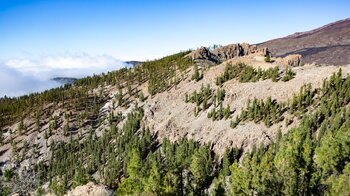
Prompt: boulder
<box><xmin>284</xmin><ymin>54</ymin><xmax>302</xmax><ymax>66</ymax></box>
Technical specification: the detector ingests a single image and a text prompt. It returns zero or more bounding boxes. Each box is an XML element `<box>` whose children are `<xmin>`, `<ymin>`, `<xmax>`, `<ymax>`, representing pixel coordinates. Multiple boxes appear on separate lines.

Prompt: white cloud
<box><xmin>0</xmin><ymin>52</ymin><xmax>129</xmax><ymax>97</ymax></box>
<box><xmin>0</xmin><ymin>63</ymin><xmax>59</xmax><ymax>97</ymax></box>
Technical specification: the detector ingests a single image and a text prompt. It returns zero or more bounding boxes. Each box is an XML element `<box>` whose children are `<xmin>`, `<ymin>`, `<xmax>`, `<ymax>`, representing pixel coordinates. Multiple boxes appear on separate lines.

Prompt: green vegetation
<box><xmin>3</xmin><ymin>168</ymin><xmax>14</xmax><ymax>182</ymax></box>
<box><xmin>191</xmin><ymin>64</ymin><xmax>203</xmax><ymax>81</ymax></box>
<box><xmin>37</xmin><ymin>68</ymin><xmax>350</xmax><ymax>195</ymax></box>
<box><xmin>230</xmin><ymin>81</ymin><xmax>313</xmax><ymax>129</ymax></box>
<box><xmin>289</xmin><ymin>83</ymin><xmax>313</xmax><ymax>114</ymax></box>
<box><xmin>1</xmin><ymin>44</ymin><xmax>350</xmax><ymax>195</ymax></box>
<box><xmin>27</xmin><ymin>106</ymin><xmax>236</xmax><ymax>195</ymax></box>
<box><xmin>216</xmin><ymin>63</ymin><xmax>296</xmax><ymax>86</ymax></box>
<box><xmin>215</xmin><ymin>63</ymin><xmax>279</xmax><ymax>85</ymax></box>
<box><xmin>225</xmin><ymin>69</ymin><xmax>350</xmax><ymax>195</ymax></box>
<box><xmin>207</xmin><ymin>104</ymin><xmax>231</xmax><ymax>121</ymax></box>
<box><xmin>213</xmin><ymin>87</ymin><xmax>226</xmax><ymax>106</ymax></box>
<box><xmin>231</xmin><ymin>96</ymin><xmax>285</xmax><ymax>128</ymax></box>
<box><xmin>0</xmin><ymin>51</ymin><xmax>192</xmax><ymax>130</ymax></box>
<box><xmin>0</xmin><ymin>182</ymin><xmax>10</xmax><ymax>196</ymax></box>
<box><xmin>185</xmin><ymin>85</ymin><xmax>230</xmax><ymax>119</ymax></box>
<box><xmin>185</xmin><ymin>84</ymin><xmax>212</xmax><ymax>107</ymax></box>
<box><xmin>145</xmin><ymin>51</ymin><xmax>192</xmax><ymax>95</ymax></box>
<box><xmin>185</xmin><ymin>84</ymin><xmax>213</xmax><ymax>116</ymax></box>
<box><xmin>207</xmin><ymin>88</ymin><xmax>230</xmax><ymax>120</ymax></box>
<box><xmin>281</xmin><ymin>67</ymin><xmax>296</xmax><ymax>81</ymax></box>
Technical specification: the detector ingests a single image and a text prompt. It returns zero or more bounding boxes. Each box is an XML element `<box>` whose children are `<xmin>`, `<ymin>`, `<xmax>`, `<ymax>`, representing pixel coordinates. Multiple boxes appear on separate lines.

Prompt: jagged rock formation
<box><xmin>211</xmin><ymin>43</ymin><xmax>268</xmax><ymax>61</ymax></box>
<box><xmin>187</xmin><ymin>43</ymin><xmax>269</xmax><ymax>63</ymax></box>
<box><xmin>188</xmin><ymin>43</ymin><xmax>303</xmax><ymax>67</ymax></box>
<box><xmin>188</xmin><ymin>46</ymin><xmax>216</xmax><ymax>62</ymax></box>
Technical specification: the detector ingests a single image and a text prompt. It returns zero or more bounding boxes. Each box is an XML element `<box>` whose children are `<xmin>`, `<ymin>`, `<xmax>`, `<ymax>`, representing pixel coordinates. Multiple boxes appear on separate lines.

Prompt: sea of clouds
<box><xmin>0</xmin><ymin>52</ymin><xmax>130</xmax><ymax>97</ymax></box>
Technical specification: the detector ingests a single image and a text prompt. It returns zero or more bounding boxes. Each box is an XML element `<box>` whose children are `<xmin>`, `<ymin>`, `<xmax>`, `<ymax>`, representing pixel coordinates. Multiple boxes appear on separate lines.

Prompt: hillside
<box><xmin>1</xmin><ymin>21</ymin><xmax>350</xmax><ymax>195</ymax></box>
<box><xmin>258</xmin><ymin>18</ymin><xmax>350</xmax><ymax>65</ymax></box>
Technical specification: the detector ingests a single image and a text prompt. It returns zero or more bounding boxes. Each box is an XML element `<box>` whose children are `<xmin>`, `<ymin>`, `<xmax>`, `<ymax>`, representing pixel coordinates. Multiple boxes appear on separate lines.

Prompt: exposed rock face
<box><xmin>189</xmin><ymin>46</ymin><xmax>212</xmax><ymax>60</ymax></box>
<box><xmin>211</xmin><ymin>44</ymin><xmax>244</xmax><ymax>61</ymax></box>
<box><xmin>64</xmin><ymin>182</ymin><xmax>112</xmax><ymax>196</ymax></box>
<box><xmin>188</xmin><ymin>43</ymin><xmax>269</xmax><ymax>63</ymax></box>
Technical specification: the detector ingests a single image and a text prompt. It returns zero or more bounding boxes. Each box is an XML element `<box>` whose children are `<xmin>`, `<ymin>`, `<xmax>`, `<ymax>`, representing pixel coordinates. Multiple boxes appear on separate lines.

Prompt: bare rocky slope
<box><xmin>258</xmin><ymin>18</ymin><xmax>350</xmax><ymax>65</ymax></box>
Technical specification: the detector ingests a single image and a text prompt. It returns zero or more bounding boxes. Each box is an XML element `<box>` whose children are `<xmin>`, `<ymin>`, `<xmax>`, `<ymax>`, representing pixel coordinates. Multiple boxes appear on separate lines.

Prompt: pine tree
<box><xmin>190</xmin><ymin>148</ymin><xmax>212</xmax><ymax>194</ymax></box>
<box><xmin>192</xmin><ymin>64</ymin><xmax>201</xmax><ymax>81</ymax></box>
<box><xmin>117</xmin><ymin>148</ymin><xmax>143</xmax><ymax>194</ymax></box>
<box><xmin>202</xmin><ymin>96</ymin><xmax>208</xmax><ymax>110</ymax></box>
<box><xmin>325</xmin><ymin>163</ymin><xmax>350</xmax><ymax>195</ymax></box>
<box><xmin>230</xmin><ymin>161</ymin><xmax>250</xmax><ymax>195</ymax></box>
<box><xmin>144</xmin><ymin>156</ymin><xmax>162</xmax><ymax>195</ymax></box>
<box><xmin>211</xmin><ymin>177</ymin><xmax>226</xmax><ymax>196</ymax></box>
<box><xmin>224</xmin><ymin>105</ymin><xmax>231</xmax><ymax>119</ymax></box>
<box><xmin>163</xmin><ymin>171</ymin><xmax>178</xmax><ymax>195</ymax></box>
<box><xmin>222</xmin><ymin>148</ymin><xmax>231</xmax><ymax>176</ymax></box>
<box><xmin>63</xmin><ymin>122</ymin><xmax>69</xmax><ymax>136</ymax></box>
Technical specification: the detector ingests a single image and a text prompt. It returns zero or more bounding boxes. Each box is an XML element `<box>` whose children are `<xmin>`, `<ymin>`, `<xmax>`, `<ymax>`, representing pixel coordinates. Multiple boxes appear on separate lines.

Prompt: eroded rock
<box><xmin>188</xmin><ymin>43</ymin><xmax>269</xmax><ymax>63</ymax></box>
<box><xmin>284</xmin><ymin>54</ymin><xmax>302</xmax><ymax>66</ymax></box>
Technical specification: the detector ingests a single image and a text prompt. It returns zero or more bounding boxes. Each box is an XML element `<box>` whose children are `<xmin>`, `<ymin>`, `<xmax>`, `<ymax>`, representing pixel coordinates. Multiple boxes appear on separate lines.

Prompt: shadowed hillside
<box><xmin>259</xmin><ymin>18</ymin><xmax>350</xmax><ymax>65</ymax></box>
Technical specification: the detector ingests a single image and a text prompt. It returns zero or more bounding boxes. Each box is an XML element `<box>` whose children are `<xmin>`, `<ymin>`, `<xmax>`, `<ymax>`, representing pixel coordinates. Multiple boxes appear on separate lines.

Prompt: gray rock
<box><xmin>188</xmin><ymin>43</ymin><xmax>269</xmax><ymax>63</ymax></box>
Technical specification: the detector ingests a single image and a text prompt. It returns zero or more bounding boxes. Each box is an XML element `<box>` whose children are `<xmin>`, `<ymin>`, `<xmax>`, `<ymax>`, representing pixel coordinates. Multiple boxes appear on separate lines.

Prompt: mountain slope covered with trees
<box><xmin>1</xmin><ymin>19</ymin><xmax>350</xmax><ymax>195</ymax></box>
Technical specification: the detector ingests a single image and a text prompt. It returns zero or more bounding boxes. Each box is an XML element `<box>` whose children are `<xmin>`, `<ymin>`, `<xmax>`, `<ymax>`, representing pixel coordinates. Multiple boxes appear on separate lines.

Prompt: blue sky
<box><xmin>1</xmin><ymin>0</ymin><xmax>349</xmax><ymax>61</ymax></box>
<box><xmin>0</xmin><ymin>0</ymin><xmax>349</xmax><ymax>97</ymax></box>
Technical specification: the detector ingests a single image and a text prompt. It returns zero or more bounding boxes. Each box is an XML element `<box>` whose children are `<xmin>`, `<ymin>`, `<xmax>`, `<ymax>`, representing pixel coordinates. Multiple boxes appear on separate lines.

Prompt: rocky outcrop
<box><xmin>187</xmin><ymin>43</ymin><xmax>269</xmax><ymax>63</ymax></box>
<box><xmin>211</xmin><ymin>44</ymin><xmax>244</xmax><ymax>61</ymax></box>
<box><xmin>212</xmin><ymin>43</ymin><xmax>268</xmax><ymax>61</ymax></box>
<box><xmin>285</xmin><ymin>54</ymin><xmax>302</xmax><ymax>66</ymax></box>
<box><xmin>188</xmin><ymin>47</ymin><xmax>212</xmax><ymax>60</ymax></box>
<box><xmin>277</xmin><ymin>54</ymin><xmax>302</xmax><ymax>67</ymax></box>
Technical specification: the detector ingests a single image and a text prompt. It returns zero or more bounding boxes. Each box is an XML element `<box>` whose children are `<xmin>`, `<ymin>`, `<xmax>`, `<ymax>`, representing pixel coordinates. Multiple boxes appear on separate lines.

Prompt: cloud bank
<box><xmin>0</xmin><ymin>53</ymin><xmax>129</xmax><ymax>97</ymax></box>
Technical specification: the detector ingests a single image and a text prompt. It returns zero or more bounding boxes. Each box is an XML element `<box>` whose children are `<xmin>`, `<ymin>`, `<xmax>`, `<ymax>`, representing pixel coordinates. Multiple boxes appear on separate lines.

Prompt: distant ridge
<box><xmin>125</xmin><ymin>61</ymin><xmax>142</xmax><ymax>66</ymax></box>
<box><xmin>258</xmin><ymin>18</ymin><xmax>350</xmax><ymax>65</ymax></box>
<box><xmin>51</xmin><ymin>77</ymin><xmax>77</xmax><ymax>85</ymax></box>
<box><xmin>286</xmin><ymin>18</ymin><xmax>350</xmax><ymax>39</ymax></box>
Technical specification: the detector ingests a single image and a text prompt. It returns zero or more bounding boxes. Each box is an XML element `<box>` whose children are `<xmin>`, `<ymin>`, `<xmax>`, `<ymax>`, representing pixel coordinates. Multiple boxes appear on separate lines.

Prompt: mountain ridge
<box><xmin>258</xmin><ymin>18</ymin><xmax>350</xmax><ymax>65</ymax></box>
<box><xmin>286</xmin><ymin>18</ymin><xmax>350</xmax><ymax>39</ymax></box>
<box><xmin>51</xmin><ymin>77</ymin><xmax>78</xmax><ymax>85</ymax></box>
